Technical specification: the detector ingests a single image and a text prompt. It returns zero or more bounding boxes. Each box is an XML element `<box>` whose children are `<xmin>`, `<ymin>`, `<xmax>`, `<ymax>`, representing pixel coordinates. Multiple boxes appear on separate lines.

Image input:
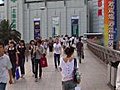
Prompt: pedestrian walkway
<box><xmin>7</xmin><ymin>45</ymin><xmax>111</xmax><ymax>90</ymax></box>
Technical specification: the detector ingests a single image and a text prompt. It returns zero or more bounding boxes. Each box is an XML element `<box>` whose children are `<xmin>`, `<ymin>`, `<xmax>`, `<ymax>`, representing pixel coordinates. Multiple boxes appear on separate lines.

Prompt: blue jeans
<box><xmin>62</xmin><ymin>80</ymin><xmax>77</xmax><ymax>90</ymax></box>
<box><xmin>0</xmin><ymin>83</ymin><xmax>6</xmax><ymax>90</ymax></box>
<box><xmin>54</xmin><ymin>53</ymin><xmax>60</xmax><ymax>69</ymax></box>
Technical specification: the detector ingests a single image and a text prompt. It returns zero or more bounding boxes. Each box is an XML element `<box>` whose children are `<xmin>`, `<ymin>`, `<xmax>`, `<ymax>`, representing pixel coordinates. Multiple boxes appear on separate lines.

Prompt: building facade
<box><xmin>88</xmin><ymin>0</ymin><xmax>117</xmax><ymax>49</ymax></box>
<box><xmin>1</xmin><ymin>0</ymin><xmax>87</xmax><ymax>42</ymax></box>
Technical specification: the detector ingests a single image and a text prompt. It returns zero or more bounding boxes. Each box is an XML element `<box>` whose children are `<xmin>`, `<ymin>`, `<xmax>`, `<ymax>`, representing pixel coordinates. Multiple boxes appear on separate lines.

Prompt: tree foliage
<box><xmin>0</xmin><ymin>19</ymin><xmax>21</xmax><ymax>44</ymax></box>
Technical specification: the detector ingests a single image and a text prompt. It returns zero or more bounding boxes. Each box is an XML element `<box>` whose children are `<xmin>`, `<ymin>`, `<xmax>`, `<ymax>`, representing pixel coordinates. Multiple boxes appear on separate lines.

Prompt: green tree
<box><xmin>0</xmin><ymin>19</ymin><xmax>21</xmax><ymax>44</ymax></box>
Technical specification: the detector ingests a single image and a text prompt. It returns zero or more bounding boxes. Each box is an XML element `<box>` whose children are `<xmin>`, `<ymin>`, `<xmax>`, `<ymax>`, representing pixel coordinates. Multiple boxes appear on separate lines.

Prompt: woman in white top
<box><xmin>59</xmin><ymin>46</ymin><xmax>77</xmax><ymax>90</ymax></box>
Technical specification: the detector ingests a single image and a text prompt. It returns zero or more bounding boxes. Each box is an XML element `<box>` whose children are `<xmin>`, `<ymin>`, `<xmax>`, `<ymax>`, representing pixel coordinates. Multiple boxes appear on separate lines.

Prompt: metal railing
<box><xmin>87</xmin><ymin>40</ymin><xmax>120</xmax><ymax>63</ymax></box>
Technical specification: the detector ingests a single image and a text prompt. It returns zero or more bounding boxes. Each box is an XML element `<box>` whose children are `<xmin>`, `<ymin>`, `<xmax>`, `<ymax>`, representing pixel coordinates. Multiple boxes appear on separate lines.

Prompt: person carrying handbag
<box><xmin>34</xmin><ymin>39</ymin><xmax>44</xmax><ymax>82</ymax></box>
<box><xmin>59</xmin><ymin>46</ymin><xmax>79</xmax><ymax>90</ymax></box>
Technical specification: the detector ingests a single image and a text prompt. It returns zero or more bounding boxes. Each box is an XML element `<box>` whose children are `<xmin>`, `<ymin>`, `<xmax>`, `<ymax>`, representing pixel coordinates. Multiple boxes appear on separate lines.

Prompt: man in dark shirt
<box><xmin>76</xmin><ymin>37</ymin><xmax>84</xmax><ymax>63</ymax></box>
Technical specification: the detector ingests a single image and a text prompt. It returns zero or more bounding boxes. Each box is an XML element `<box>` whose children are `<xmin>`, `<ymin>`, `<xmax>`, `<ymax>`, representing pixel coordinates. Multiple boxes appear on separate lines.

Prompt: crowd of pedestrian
<box><xmin>0</xmin><ymin>35</ymin><xmax>84</xmax><ymax>90</ymax></box>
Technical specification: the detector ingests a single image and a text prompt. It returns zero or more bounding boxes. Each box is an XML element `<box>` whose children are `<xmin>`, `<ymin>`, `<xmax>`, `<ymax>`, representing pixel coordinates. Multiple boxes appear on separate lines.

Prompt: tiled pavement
<box><xmin>7</xmin><ymin>45</ymin><xmax>111</xmax><ymax>90</ymax></box>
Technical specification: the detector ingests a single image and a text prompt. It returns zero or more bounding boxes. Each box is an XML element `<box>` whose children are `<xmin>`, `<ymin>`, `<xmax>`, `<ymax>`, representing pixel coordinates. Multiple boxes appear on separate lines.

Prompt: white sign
<box><xmin>52</xmin><ymin>17</ymin><xmax>60</xmax><ymax>36</ymax></box>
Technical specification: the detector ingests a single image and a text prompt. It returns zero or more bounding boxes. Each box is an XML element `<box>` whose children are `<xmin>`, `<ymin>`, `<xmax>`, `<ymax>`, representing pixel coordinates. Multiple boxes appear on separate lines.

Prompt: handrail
<box><xmin>87</xmin><ymin>40</ymin><xmax>120</xmax><ymax>64</ymax></box>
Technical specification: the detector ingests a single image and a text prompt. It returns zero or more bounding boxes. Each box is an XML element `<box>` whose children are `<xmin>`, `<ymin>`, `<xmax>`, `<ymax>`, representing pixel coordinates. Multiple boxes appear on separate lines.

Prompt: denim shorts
<box><xmin>0</xmin><ymin>83</ymin><xmax>7</xmax><ymax>90</ymax></box>
<box><xmin>62</xmin><ymin>80</ymin><xmax>77</xmax><ymax>90</ymax></box>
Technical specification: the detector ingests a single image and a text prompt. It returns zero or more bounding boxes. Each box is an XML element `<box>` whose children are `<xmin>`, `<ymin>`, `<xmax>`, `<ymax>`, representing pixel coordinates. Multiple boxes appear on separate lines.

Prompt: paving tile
<box><xmin>6</xmin><ymin>44</ymin><xmax>111</xmax><ymax>90</ymax></box>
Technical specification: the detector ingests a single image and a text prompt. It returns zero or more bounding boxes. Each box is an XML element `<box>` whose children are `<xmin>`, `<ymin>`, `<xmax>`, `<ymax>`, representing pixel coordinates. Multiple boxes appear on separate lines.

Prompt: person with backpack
<box><xmin>59</xmin><ymin>46</ymin><xmax>78</xmax><ymax>90</ymax></box>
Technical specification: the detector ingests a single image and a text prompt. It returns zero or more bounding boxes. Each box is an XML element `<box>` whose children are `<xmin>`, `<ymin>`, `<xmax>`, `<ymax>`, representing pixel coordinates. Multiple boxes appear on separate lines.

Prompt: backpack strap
<box><xmin>74</xmin><ymin>58</ymin><xmax>77</xmax><ymax>69</ymax></box>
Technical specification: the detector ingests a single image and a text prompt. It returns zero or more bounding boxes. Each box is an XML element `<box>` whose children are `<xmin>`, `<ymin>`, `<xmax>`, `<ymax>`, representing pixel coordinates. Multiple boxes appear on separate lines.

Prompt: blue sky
<box><xmin>0</xmin><ymin>0</ymin><xmax>3</xmax><ymax>4</ymax></box>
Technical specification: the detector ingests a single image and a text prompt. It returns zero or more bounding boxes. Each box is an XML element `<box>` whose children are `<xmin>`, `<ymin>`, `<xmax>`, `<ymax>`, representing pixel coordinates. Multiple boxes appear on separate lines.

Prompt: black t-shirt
<box><xmin>17</xmin><ymin>45</ymin><xmax>26</xmax><ymax>58</ymax></box>
<box><xmin>76</xmin><ymin>41</ymin><xmax>83</xmax><ymax>52</ymax></box>
<box><xmin>8</xmin><ymin>47</ymin><xmax>17</xmax><ymax>63</ymax></box>
<box><xmin>29</xmin><ymin>45</ymin><xmax>34</xmax><ymax>55</ymax></box>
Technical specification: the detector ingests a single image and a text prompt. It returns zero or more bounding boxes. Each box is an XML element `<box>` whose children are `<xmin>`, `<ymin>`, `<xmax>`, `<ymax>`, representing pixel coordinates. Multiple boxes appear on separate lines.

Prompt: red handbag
<box><xmin>40</xmin><ymin>56</ymin><xmax>48</xmax><ymax>68</ymax></box>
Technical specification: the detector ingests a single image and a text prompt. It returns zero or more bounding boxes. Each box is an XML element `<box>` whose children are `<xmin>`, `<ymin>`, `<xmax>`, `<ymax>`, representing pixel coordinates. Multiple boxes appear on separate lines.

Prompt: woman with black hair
<box><xmin>17</xmin><ymin>40</ymin><xmax>26</xmax><ymax>78</ymax></box>
<box><xmin>48</xmin><ymin>37</ymin><xmax>54</xmax><ymax>55</ymax></box>
<box><xmin>29</xmin><ymin>40</ymin><xmax>36</xmax><ymax>75</ymax></box>
<box><xmin>59</xmin><ymin>46</ymin><xmax>78</xmax><ymax>90</ymax></box>
<box><xmin>8</xmin><ymin>41</ymin><xmax>18</xmax><ymax>81</ymax></box>
<box><xmin>34</xmin><ymin>39</ymin><xmax>44</xmax><ymax>82</ymax></box>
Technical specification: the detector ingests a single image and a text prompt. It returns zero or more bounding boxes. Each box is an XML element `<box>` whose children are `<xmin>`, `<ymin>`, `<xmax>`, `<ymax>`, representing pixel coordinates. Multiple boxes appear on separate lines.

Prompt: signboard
<box><xmin>104</xmin><ymin>0</ymin><xmax>116</xmax><ymax>48</ymax></box>
<box><xmin>71</xmin><ymin>16</ymin><xmax>79</xmax><ymax>36</ymax></box>
<box><xmin>98</xmin><ymin>0</ymin><xmax>102</xmax><ymax>16</ymax></box>
<box><xmin>34</xmin><ymin>18</ymin><xmax>41</xmax><ymax>40</ymax></box>
<box><xmin>104</xmin><ymin>0</ymin><xmax>109</xmax><ymax>47</ymax></box>
<box><xmin>113</xmin><ymin>0</ymin><xmax>117</xmax><ymax>48</ymax></box>
<box><xmin>11</xmin><ymin>7</ymin><xmax>17</xmax><ymax>30</ymax></box>
<box><xmin>52</xmin><ymin>17</ymin><xmax>60</xmax><ymax>37</ymax></box>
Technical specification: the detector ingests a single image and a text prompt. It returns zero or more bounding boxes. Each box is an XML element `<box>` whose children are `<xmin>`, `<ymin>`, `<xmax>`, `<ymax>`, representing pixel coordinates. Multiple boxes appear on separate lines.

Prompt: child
<box><xmin>0</xmin><ymin>41</ymin><xmax>13</xmax><ymax>90</ymax></box>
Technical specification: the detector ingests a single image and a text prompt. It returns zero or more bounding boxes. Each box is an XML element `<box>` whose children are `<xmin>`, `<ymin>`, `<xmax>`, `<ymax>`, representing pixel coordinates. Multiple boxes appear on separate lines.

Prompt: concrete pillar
<box><xmin>4</xmin><ymin>0</ymin><xmax>8</xmax><ymax>20</ymax></box>
<box><xmin>18</xmin><ymin>0</ymin><xmax>24</xmax><ymax>39</ymax></box>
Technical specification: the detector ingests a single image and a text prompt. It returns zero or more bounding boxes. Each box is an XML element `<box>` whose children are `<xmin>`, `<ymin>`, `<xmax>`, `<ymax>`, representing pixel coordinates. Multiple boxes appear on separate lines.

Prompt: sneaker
<box><xmin>21</xmin><ymin>75</ymin><xmax>25</xmax><ymax>79</ymax></box>
<box><xmin>35</xmin><ymin>78</ymin><xmax>38</xmax><ymax>82</ymax></box>
<box><xmin>13</xmin><ymin>78</ymin><xmax>16</xmax><ymax>84</ymax></box>
<box><xmin>39</xmin><ymin>77</ymin><xmax>41</xmax><ymax>80</ymax></box>
<box><xmin>55</xmin><ymin>67</ymin><xmax>58</xmax><ymax>71</ymax></box>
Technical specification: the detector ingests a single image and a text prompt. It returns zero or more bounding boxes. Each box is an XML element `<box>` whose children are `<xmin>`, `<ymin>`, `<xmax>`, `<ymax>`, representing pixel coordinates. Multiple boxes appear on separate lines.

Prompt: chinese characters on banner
<box><xmin>104</xmin><ymin>0</ymin><xmax>116</xmax><ymax>48</ymax></box>
<box><xmin>98</xmin><ymin>0</ymin><xmax>102</xmax><ymax>16</ymax></box>
<box><xmin>11</xmin><ymin>7</ymin><xmax>17</xmax><ymax>30</ymax></box>
<box><xmin>108</xmin><ymin>0</ymin><xmax>115</xmax><ymax>48</ymax></box>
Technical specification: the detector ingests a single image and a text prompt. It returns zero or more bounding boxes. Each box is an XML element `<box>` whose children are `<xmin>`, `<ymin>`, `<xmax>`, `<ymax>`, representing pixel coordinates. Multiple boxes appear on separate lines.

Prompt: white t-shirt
<box><xmin>0</xmin><ymin>54</ymin><xmax>12</xmax><ymax>83</ymax></box>
<box><xmin>59</xmin><ymin>58</ymin><xmax>78</xmax><ymax>81</ymax></box>
<box><xmin>53</xmin><ymin>43</ymin><xmax>61</xmax><ymax>54</ymax></box>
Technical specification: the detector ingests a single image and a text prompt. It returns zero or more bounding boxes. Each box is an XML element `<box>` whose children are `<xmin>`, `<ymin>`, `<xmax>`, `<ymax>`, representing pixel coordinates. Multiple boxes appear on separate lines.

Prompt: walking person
<box><xmin>0</xmin><ymin>41</ymin><xmax>13</xmax><ymax>90</ymax></box>
<box><xmin>7</xmin><ymin>41</ymin><xmax>18</xmax><ymax>82</ymax></box>
<box><xmin>48</xmin><ymin>37</ymin><xmax>54</xmax><ymax>56</ymax></box>
<box><xmin>17</xmin><ymin>40</ymin><xmax>26</xmax><ymax>78</ymax></box>
<box><xmin>43</xmin><ymin>39</ymin><xmax>48</xmax><ymax>55</ymax></box>
<box><xmin>53</xmin><ymin>38</ymin><xmax>62</xmax><ymax>69</ymax></box>
<box><xmin>29</xmin><ymin>40</ymin><xmax>36</xmax><ymax>76</ymax></box>
<box><xmin>76</xmin><ymin>37</ymin><xmax>84</xmax><ymax>63</ymax></box>
<box><xmin>34</xmin><ymin>39</ymin><xmax>44</xmax><ymax>82</ymax></box>
<box><xmin>59</xmin><ymin>46</ymin><xmax>78</xmax><ymax>90</ymax></box>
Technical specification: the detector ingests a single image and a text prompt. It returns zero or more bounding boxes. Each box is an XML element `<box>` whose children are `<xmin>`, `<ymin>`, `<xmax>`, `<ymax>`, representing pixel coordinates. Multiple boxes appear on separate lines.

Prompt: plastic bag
<box><xmin>15</xmin><ymin>67</ymin><xmax>20</xmax><ymax>80</ymax></box>
<box><xmin>75</xmin><ymin>86</ymin><xmax>81</xmax><ymax>90</ymax></box>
